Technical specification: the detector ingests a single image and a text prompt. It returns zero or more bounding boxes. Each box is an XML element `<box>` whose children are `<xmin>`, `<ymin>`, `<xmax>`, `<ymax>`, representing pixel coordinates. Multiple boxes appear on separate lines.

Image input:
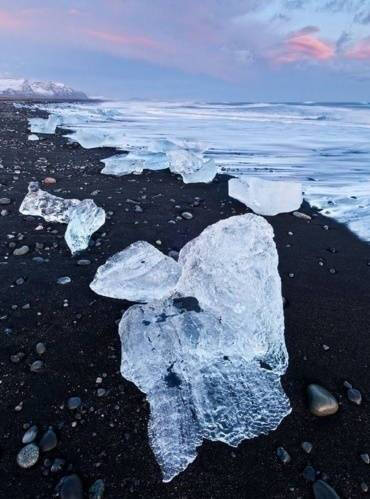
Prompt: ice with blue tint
<box><xmin>65</xmin><ymin>199</ymin><xmax>106</xmax><ymax>255</ymax></box>
<box><xmin>29</xmin><ymin>114</ymin><xmax>62</xmax><ymax>134</ymax></box>
<box><xmin>229</xmin><ymin>177</ymin><xmax>303</xmax><ymax>216</ymax></box>
<box><xmin>19</xmin><ymin>182</ymin><xmax>105</xmax><ymax>254</ymax></box>
<box><xmin>167</xmin><ymin>149</ymin><xmax>217</xmax><ymax>183</ymax></box>
<box><xmin>90</xmin><ymin>241</ymin><xmax>182</xmax><ymax>302</ymax></box>
<box><xmin>117</xmin><ymin>215</ymin><xmax>290</xmax><ymax>482</ymax></box>
<box><xmin>26</xmin><ymin>100</ymin><xmax>370</xmax><ymax>241</ymax></box>
<box><xmin>101</xmin><ymin>151</ymin><xmax>169</xmax><ymax>176</ymax></box>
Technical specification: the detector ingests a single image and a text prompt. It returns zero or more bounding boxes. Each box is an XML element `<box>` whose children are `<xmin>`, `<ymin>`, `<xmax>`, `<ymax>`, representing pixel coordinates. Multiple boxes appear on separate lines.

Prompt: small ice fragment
<box><xmin>228</xmin><ymin>177</ymin><xmax>303</xmax><ymax>216</ymax></box>
<box><xmin>64</xmin><ymin>199</ymin><xmax>106</xmax><ymax>255</ymax></box>
<box><xmin>90</xmin><ymin>241</ymin><xmax>182</xmax><ymax>302</ymax></box>
<box><xmin>28</xmin><ymin>134</ymin><xmax>39</xmax><ymax>141</ymax></box>
<box><xmin>19</xmin><ymin>182</ymin><xmax>80</xmax><ymax>223</ymax></box>
<box><xmin>167</xmin><ymin>149</ymin><xmax>217</xmax><ymax>184</ymax></box>
<box><xmin>57</xmin><ymin>276</ymin><xmax>71</xmax><ymax>285</ymax></box>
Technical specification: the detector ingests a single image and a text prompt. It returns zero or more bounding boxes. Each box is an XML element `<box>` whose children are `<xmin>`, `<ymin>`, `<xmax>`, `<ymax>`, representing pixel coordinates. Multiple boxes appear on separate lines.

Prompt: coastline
<box><xmin>1</xmin><ymin>101</ymin><xmax>369</xmax><ymax>498</ymax></box>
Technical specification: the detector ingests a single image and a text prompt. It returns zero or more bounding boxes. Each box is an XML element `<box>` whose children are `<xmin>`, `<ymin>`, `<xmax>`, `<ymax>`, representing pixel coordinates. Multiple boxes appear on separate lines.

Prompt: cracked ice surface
<box><xmin>101</xmin><ymin>152</ymin><xmax>169</xmax><ymax>176</ymax></box>
<box><xmin>19</xmin><ymin>182</ymin><xmax>80</xmax><ymax>223</ymax></box>
<box><xmin>65</xmin><ymin>199</ymin><xmax>106</xmax><ymax>255</ymax></box>
<box><xmin>90</xmin><ymin>241</ymin><xmax>182</xmax><ymax>302</ymax></box>
<box><xmin>118</xmin><ymin>215</ymin><xmax>290</xmax><ymax>482</ymax></box>
<box><xmin>19</xmin><ymin>182</ymin><xmax>105</xmax><ymax>254</ymax></box>
<box><xmin>167</xmin><ymin>149</ymin><xmax>217</xmax><ymax>184</ymax></box>
<box><xmin>229</xmin><ymin>177</ymin><xmax>302</xmax><ymax>216</ymax></box>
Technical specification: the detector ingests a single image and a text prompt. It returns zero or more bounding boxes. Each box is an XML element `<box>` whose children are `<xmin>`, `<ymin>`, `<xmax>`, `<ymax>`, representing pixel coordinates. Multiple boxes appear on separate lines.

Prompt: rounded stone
<box><xmin>301</xmin><ymin>441</ymin><xmax>313</xmax><ymax>454</ymax></box>
<box><xmin>13</xmin><ymin>245</ymin><xmax>30</xmax><ymax>256</ymax></box>
<box><xmin>181</xmin><ymin>211</ymin><xmax>193</xmax><ymax>220</ymax></box>
<box><xmin>307</xmin><ymin>384</ymin><xmax>339</xmax><ymax>417</ymax></box>
<box><xmin>347</xmin><ymin>388</ymin><xmax>362</xmax><ymax>405</ymax></box>
<box><xmin>67</xmin><ymin>397</ymin><xmax>82</xmax><ymax>411</ymax></box>
<box><xmin>89</xmin><ymin>479</ymin><xmax>105</xmax><ymax>499</ymax></box>
<box><xmin>303</xmin><ymin>465</ymin><xmax>316</xmax><ymax>482</ymax></box>
<box><xmin>57</xmin><ymin>276</ymin><xmax>71</xmax><ymax>285</ymax></box>
<box><xmin>276</xmin><ymin>446</ymin><xmax>291</xmax><ymax>463</ymax></box>
<box><xmin>57</xmin><ymin>474</ymin><xmax>83</xmax><ymax>499</ymax></box>
<box><xmin>39</xmin><ymin>428</ymin><xmax>58</xmax><ymax>452</ymax></box>
<box><xmin>313</xmin><ymin>480</ymin><xmax>340</xmax><ymax>499</ymax></box>
<box><xmin>0</xmin><ymin>197</ymin><xmax>11</xmax><ymax>205</ymax></box>
<box><xmin>22</xmin><ymin>425</ymin><xmax>38</xmax><ymax>444</ymax></box>
<box><xmin>17</xmin><ymin>443</ymin><xmax>39</xmax><ymax>468</ymax></box>
<box><xmin>36</xmin><ymin>342</ymin><xmax>46</xmax><ymax>355</ymax></box>
<box><xmin>30</xmin><ymin>360</ymin><xmax>44</xmax><ymax>373</ymax></box>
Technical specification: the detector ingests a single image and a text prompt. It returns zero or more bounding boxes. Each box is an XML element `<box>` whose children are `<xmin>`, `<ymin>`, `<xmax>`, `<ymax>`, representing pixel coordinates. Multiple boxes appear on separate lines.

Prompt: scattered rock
<box><xmin>57</xmin><ymin>276</ymin><xmax>72</xmax><ymax>285</ymax></box>
<box><xmin>276</xmin><ymin>447</ymin><xmax>291</xmax><ymax>464</ymax></box>
<box><xmin>39</xmin><ymin>428</ymin><xmax>58</xmax><ymax>452</ymax></box>
<box><xmin>0</xmin><ymin>197</ymin><xmax>11</xmax><ymax>205</ymax></box>
<box><xmin>313</xmin><ymin>480</ymin><xmax>340</xmax><ymax>499</ymax></box>
<box><xmin>347</xmin><ymin>388</ymin><xmax>362</xmax><ymax>405</ymax></box>
<box><xmin>293</xmin><ymin>211</ymin><xmax>311</xmax><ymax>220</ymax></box>
<box><xmin>301</xmin><ymin>441</ymin><xmax>313</xmax><ymax>454</ymax></box>
<box><xmin>43</xmin><ymin>177</ymin><xmax>56</xmax><ymax>185</ymax></box>
<box><xmin>13</xmin><ymin>245</ymin><xmax>30</xmax><ymax>256</ymax></box>
<box><xmin>22</xmin><ymin>425</ymin><xmax>38</xmax><ymax>444</ymax></box>
<box><xmin>303</xmin><ymin>465</ymin><xmax>316</xmax><ymax>482</ymax></box>
<box><xmin>307</xmin><ymin>384</ymin><xmax>339</xmax><ymax>416</ymax></box>
<box><xmin>30</xmin><ymin>360</ymin><xmax>44</xmax><ymax>373</ymax></box>
<box><xmin>181</xmin><ymin>211</ymin><xmax>193</xmax><ymax>220</ymax></box>
<box><xmin>36</xmin><ymin>342</ymin><xmax>46</xmax><ymax>355</ymax></box>
<box><xmin>67</xmin><ymin>397</ymin><xmax>82</xmax><ymax>411</ymax></box>
<box><xmin>77</xmin><ymin>259</ymin><xmax>91</xmax><ymax>266</ymax></box>
<box><xmin>17</xmin><ymin>443</ymin><xmax>39</xmax><ymax>468</ymax></box>
<box><xmin>57</xmin><ymin>474</ymin><xmax>83</xmax><ymax>499</ymax></box>
<box><xmin>89</xmin><ymin>479</ymin><xmax>105</xmax><ymax>499</ymax></box>
<box><xmin>51</xmin><ymin>458</ymin><xmax>65</xmax><ymax>473</ymax></box>
<box><xmin>360</xmin><ymin>453</ymin><xmax>369</xmax><ymax>464</ymax></box>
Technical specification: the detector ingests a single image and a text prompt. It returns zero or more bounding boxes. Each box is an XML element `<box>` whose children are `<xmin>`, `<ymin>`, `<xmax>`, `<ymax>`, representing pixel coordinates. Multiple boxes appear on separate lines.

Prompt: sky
<box><xmin>0</xmin><ymin>0</ymin><xmax>370</xmax><ymax>101</ymax></box>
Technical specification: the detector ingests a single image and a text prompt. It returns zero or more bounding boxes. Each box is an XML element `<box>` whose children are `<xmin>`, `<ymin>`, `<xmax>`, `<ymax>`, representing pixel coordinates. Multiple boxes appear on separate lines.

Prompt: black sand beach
<box><xmin>0</xmin><ymin>101</ymin><xmax>369</xmax><ymax>498</ymax></box>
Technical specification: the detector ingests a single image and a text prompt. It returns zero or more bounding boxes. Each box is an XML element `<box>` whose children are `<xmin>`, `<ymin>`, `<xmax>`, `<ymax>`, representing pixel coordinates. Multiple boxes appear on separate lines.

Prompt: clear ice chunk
<box><xmin>64</xmin><ymin>199</ymin><xmax>106</xmax><ymax>255</ymax></box>
<box><xmin>19</xmin><ymin>182</ymin><xmax>80</xmax><ymax>223</ymax></box>
<box><xmin>28</xmin><ymin>134</ymin><xmax>39</xmax><ymax>141</ymax></box>
<box><xmin>228</xmin><ymin>177</ymin><xmax>302</xmax><ymax>216</ymax></box>
<box><xmin>118</xmin><ymin>214</ymin><xmax>290</xmax><ymax>481</ymax></box>
<box><xmin>166</xmin><ymin>149</ymin><xmax>217</xmax><ymax>184</ymax></box>
<box><xmin>90</xmin><ymin>241</ymin><xmax>182</xmax><ymax>302</ymax></box>
<box><xmin>29</xmin><ymin>114</ymin><xmax>62</xmax><ymax>134</ymax></box>
<box><xmin>101</xmin><ymin>152</ymin><xmax>169</xmax><ymax>176</ymax></box>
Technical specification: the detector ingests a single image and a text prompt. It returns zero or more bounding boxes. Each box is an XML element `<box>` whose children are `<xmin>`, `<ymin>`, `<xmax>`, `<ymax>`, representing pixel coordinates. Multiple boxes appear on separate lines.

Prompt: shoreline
<box><xmin>1</xmin><ymin>101</ymin><xmax>370</xmax><ymax>498</ymax></box>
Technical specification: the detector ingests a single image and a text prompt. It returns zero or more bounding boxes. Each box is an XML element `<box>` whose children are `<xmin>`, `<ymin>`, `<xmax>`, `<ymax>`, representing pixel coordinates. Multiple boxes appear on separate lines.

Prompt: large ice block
<box><xmin>166</xmin><ymin>149</ymin><xmax>217</xmax><ymax>184</ymax></box>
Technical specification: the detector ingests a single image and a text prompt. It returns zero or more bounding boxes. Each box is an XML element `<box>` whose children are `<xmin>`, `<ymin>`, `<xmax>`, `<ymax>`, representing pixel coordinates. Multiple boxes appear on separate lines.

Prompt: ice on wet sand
<box><xmin>29</xmin><ymin>114</ymin><xmax>62</xmax><ymax>134</ymax></box>
<box><xmin>101</xmin><ymin>152</ymin><xmax>169</xmax><ymax>176</ymax></box>
<box><xmin>19</xmin><ymin>182</ymin><xmax>80</xmax><ymax>223</ymax></box>
<box><xmin>65</xmin><ymin>199</ymin><xmax>106</xmax><ymax>255</ymax></box>
<box><xmin>229</xmin><ymin>177</ymin><xmax>302</xmax><ymax>216</ymax></box>
<box><xmin>167</xmin><ymin>149</ymin><xmax>217</xmax><ymax>183</ymax></box>
<box><xmin>90</xmin><ymin>241</ymin><xmax>182</xmax><ymax>302</ymax></box>
<box><xmin>19</xmin><ymin>182</ymin><xmax>105</xmax><ymax>254</ymax></box>
<box><xmin>115</xmin><ymin>214</ymin><xmax>290</xmax><ymax>482</ymax></box>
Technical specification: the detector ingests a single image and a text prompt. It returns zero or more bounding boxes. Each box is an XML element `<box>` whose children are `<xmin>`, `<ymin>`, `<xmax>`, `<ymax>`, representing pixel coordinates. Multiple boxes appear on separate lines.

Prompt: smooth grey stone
<box><xmin>67</xmin><ymin>397</ymin><xmax>82</xmax><ymax>411</ymax></box>
<box><xmin>301</xmin><ymin>441</ymin><xmax>313</xmax><ymax>454</ymax></box>
<box><xmin>307</xmin><ymin>384</ymin><xmax>339</xmax><ymax>416</ymax></box>
<box><xmin>0</xmin><ymin>197</ymin><xmax>11</xmax><ymax>205</ymax></box>
<box><xmin>17</xmin><ymin>443</ymin><xmax>39</xmax><ymax>468</ymax></box>
<box><xmin>313</xmin><ymin>480</ymin><xmax>340</xmax><ymax>499</ymax></box>
<box><xmin>303</xmin><ymin>465</ymin><xmax>316</xmax><ymax>482</ymax></box>
<box><xmin>30</xmin><ymin>360</ymin><xmax>44</xmax><ymax>373</ymax></box>
<box><xmin>39</xmin><ymin>428</ymin><xmax>57</xmax><ymax>452</ymax></box>
<box><xmin>361</xmin><ymin>482</ymin><xmax>369</xmax><ymax>493</ymax></box>
<box><xmin>89</xmin><ymin>479</ymin><xmax>105</xmax><ymax>499</ymax></box>
<box><xmin>22</xmin><ymin>425</ymin><xmax>38</xmax><ymax>444</ymax></box>
<box><xmin>57</xmin><ymin>474</ymin><xmax>83</xmax><ymax>499</ymax></box>
<box><xmin>57</xmin><ymin>276</ymin><xmax>72</xmax><ymax>285</ymax></box>
<box><xmin>77</xmin><ymin>259</ymin><xmax>91</xmax><ymax>266</ymax></box>
<box><xmin>181</xmin><ymin>211</ymin><xmax>193</xmax><ymax>220</ymax></box>
<box><xmin>36</xmin><ymin>342</ymin><xmax>46</xmax><ymax>355</ymax></box>
<box><xmin>360</xmin><ymin>453</ymin><xmax>370</xmax><ymax>464</ymax></box>
<box><xmin>276</xmin><ymin>446</ymin><xmax>291</xmax><ymax>463</ymax></box>
<box><xmin>13</xmin><ymin>245</ymin><xmax>30</xmax><ymax>256</ymax></box>
<box><xmin>347</xmin><ymin>388</ymin><xmax>362</xmax><ymax>405</ymax></box>
<box><xmin>51</xmin><ymin>458</ymin><xmax>65</xmax><ymax>473</ymax></box>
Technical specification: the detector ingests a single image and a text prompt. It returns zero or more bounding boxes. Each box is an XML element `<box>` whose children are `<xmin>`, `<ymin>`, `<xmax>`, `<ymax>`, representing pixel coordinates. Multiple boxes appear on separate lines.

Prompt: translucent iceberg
<box><xmin>65</xmin><ymin>199</ymin><xmax>106</xmax><ymax>255</ymax></box>
<box><xmin>228</xmin><ymin>177</ymin><xmax>302</xmax><ymax>216</ymax></box>
<box><xmin>101</xmin><ymin>152</ymin><xmax>169</xmax><ymax>177</ymax></box>
<box><xmin>29</xmin><ymin>114</ymin><xmax>62</xmax><ymax>134</ymax></box>
<box><xmin>117</xmin><ymin>214</ymin><xmax>290</xmax><ymax>481</ymax></box>
<box><xmin>19</xmin><ymin>182</ymin><xmax>80</xmax><ymax>223</ymax></box>
<box><xmin>28</xmin><ymin>134</ymin><xmax>39</xmax><ymax>141</ymax></box>
<box><xmin>19</xmin><ymin>182</ymin><xmax>105</xmax><ymax>254</ymax></box>
<box><xmin>65</xmin><ymin>127</ymin><xmax>126</xmax><ymax>149</ymax></box>
<box><xmin>167</xmin><ymin>149</ymin><xmax>217</xmax><ymax>184</ymax></box>
<box><xmin>90</xmin><ymin>241</ymin><xmax>182</xmax><ymax>302</ymax></box>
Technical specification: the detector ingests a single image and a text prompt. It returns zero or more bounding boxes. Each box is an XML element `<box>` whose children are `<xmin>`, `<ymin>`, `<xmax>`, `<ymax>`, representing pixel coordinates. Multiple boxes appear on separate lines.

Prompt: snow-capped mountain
<box><xmin>0</xmin><ymin>78</ymin><xmax>88</xmax><ymax>100</ymax></box>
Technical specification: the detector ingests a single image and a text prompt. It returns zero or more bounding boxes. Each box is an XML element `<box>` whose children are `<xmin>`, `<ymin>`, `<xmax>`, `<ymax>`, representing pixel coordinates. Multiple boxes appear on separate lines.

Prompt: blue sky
<box><xmin>0</xmin><ymin>0</ymin><xmax>370</xmax><ymax>100</ymax></box>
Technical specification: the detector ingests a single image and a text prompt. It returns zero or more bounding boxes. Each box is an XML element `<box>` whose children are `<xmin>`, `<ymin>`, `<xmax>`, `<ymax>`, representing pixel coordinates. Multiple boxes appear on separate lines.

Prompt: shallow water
<box><xmin>28</xmin><ymin>100</ymin><xmax>370</xmax><ymax>242</ymax></box>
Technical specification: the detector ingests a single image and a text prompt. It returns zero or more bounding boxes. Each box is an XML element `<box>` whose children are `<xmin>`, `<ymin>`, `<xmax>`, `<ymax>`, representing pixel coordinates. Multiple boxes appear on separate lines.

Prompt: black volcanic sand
<box><xmin>0</xmin><ymin>102</ymin><xmax>369</xmax><ymax>498</ymax></box>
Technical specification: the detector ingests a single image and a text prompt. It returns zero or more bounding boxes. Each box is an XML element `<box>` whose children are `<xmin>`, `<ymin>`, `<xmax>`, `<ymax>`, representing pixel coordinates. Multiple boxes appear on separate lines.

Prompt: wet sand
<box><xmin>0</xmin><ymin>101</ymin><xmax>369</xmax><ymax>498</ymax></box>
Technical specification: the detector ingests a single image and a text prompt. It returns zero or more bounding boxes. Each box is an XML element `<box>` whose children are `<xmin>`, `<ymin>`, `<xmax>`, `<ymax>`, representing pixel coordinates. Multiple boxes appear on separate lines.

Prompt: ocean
<box><xmin>28</xmin><ymin>100</ymin><xmax>370</xmax><ymax>242</ymax></box>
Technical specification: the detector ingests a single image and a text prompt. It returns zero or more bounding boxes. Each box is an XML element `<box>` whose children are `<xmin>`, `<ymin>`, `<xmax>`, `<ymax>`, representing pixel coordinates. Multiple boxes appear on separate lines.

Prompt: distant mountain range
<box><xmin>0</xmin><ymin>78</ymin><xmax>88</xmax><ymax>100</ymax></box>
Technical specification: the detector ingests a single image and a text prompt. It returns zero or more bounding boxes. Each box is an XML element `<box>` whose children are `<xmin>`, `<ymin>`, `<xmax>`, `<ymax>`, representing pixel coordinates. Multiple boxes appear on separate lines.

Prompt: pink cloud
<box><xmin>0</xmin><ymin>9</ymin><xmax>24</xmax><ymax>30</ymax></box>
<box><xmin>270</xmin><ymin>33</ymin><xmax>334</xmax><ymax>64</ymax></box>
<box><xmin>346</xmin><ymin>37</ymin><xmax>370</xmax><ymax>60</ymax></box>
<box><xmin>85</xmin><ymin>29</ymin><xmax>162</xmax><ymax>50</ymax></box>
